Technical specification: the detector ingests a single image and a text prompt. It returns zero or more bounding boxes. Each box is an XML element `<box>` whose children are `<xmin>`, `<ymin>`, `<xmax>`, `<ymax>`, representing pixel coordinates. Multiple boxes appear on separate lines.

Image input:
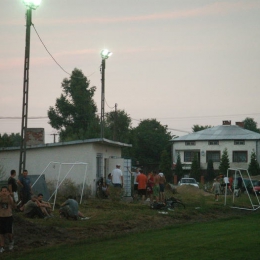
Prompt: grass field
<box><xmin>4</xmin><ymin>185</ymin><xmax>260</xmax><ymax>260</ymax></box>
<box><xmin>6</xmin><ymin>212</ymin><xmax>260</xmax><ymax>260</ymax></box>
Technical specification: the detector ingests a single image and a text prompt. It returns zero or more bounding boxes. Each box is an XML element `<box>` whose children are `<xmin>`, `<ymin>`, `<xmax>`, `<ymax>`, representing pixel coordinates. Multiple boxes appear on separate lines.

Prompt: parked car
<box><xmin>233</xmin><ymin>178</ymin><xmax>260</xmax><ymax>194</ymax></box>
<box><xmin>178</xmin><ymin>178</ymin><xmax>199</xmax><ymax>188</ymax></box>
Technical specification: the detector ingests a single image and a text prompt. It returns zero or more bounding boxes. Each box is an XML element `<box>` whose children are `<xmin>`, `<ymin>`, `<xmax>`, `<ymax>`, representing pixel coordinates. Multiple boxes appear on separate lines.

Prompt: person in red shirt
<box><xmin>136</xmin><ymin>169</ymin><xmax>147</xmax><ymax>201</ymax></box>
<box><xmin>147</xmin><ymin>171</ymin><xmax>155</xmax><ymax>201</ymax></box>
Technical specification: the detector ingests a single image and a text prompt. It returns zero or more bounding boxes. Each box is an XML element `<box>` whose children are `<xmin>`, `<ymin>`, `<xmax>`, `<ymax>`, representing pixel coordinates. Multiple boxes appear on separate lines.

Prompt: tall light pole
<box><xmin>100</xmin><ymin>49</ymin><xmax>112</xmax><ymax>139</ymax></box>
<box><xmin>19</xmin><ymin>0</ymin><xmax>41</xmax><ymax>175</ymax></box>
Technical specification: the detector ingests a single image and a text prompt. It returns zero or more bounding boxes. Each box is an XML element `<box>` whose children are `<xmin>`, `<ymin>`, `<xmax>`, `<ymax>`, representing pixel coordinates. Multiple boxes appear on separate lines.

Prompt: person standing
<box><xmin>0</xmin><ymin>186</ymin><xmax>16</xmax><ymax>252</ymax></box>
<box><xmin>7</xmin><ymin>170</ymin><xmax>18</xmax><ymax>203</ymax></box>
<box><xmin>111</xmin><ymin>164</ymin><xmax>123</xmax><ymax>188</ymax></box>
<box><xmin>153</xmin><ymin>171</ymin><xmax>160</xmax><ymax>202</ymax></box>
<box><xmin>136</xmin><ymin>169</ymin><xmax>147</xmax><ymax>202</ymax></box>
<box><xmin>17</xmin><ymin>169</ymin><xmax>32</xmax><ymax>206</ymax></box>
<box><xmin>158</xmin><ymin>171</ymin><xmax>166</xmax><ymax>202</ymax></box>
<box><xmin>211</xmin><ymin>178</ymin><xmax>221</xmax><ymax>201</ymax></box>
<box><xmin>127</xmin><ymin>167</ymin><xmax>140</xmax><ymax>199</ymax></box>
<box><xmin>147</xmin><ymin>171</ymin><xmax>155</xmax><ymax>201</ymax></box>
<box><xmin>224</xmin><ymin>176</ymin><xmax>232</xmax><ymax>193</ymax></box>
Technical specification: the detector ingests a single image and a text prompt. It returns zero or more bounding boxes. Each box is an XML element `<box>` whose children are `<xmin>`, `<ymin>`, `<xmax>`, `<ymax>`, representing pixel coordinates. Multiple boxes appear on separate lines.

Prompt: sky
<box><xmin>1</xmin><ymin>0</ymin><xmax>260</xmax><ymax>143</ymax></box>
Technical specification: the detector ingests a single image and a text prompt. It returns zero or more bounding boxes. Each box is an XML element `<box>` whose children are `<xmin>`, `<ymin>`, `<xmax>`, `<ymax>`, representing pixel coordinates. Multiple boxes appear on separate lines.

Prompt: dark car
<box><xmin>234</xmin><ymin>178</ymin><xmax>260</xmax><ymax>194</ymax></box>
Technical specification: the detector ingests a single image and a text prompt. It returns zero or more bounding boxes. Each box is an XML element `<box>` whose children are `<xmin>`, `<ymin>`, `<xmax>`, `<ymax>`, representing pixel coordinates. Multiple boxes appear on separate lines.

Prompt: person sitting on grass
<box><xmin>59</xmin><ymin>196</ymin><xmax>89</xmax><ymax>220</ymax></box>
<box><xmin>37</xmin><ymin>193</ymin><xmax>53</xmax><ymax>217</ymax></box>
<box><xmin>23</xmin><ymin>195</ymin><xmax>45</xmax><ymax>219</ymax></box>
<box><xmin>102</xmin><ymin>182</ymin><xmax>109</xmax><ymax>198</ymax></box>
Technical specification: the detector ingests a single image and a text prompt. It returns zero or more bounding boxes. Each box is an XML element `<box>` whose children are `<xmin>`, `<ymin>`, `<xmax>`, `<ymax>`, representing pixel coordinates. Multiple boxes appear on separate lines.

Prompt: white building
<box><xmin>171</xmin><ymin>121</ymin><xmax>260</xmax><ymax>172</ymax></box>
<box><xmin>0</xmin><ymin>138</ymin><xmax>132</xmax><ymax>196</ymax></box>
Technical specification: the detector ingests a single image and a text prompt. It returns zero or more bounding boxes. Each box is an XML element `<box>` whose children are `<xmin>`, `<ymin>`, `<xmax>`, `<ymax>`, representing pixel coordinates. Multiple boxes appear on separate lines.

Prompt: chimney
<box><xmin>236</xmin><ymin>122</ymin><xmax>244</xmax><ymax>128</ymax></box>
<box><xmin>222</xmin><ymin>120</ymin><xmax>231</xmax><ymax>125</ymax></box>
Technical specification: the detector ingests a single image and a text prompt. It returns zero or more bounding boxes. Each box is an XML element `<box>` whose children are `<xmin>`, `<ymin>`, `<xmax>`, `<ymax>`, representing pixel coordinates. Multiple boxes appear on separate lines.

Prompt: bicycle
<box><xmin>150</xmin><ymin>197</ymin><xmax>185</xmax><ymax>210</ymax></box>
<box><xmin>165</xmin><ymin>197</ymin><xmax>186</xmax><ymax>209</ymax></box>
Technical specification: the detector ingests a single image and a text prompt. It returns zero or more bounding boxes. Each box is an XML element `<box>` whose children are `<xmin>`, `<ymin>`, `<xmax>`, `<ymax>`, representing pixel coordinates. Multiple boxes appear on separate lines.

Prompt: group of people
<box><xmin>129</xmin><ymin>168</ymin><xmax>167</xmax><ymax>203</ymax></box>
<box><xmin>99</xmin><ymin>165</ymin><xmax>167</xmax><ymax>203</ymax></box>
<box><xmin>0</xmin><ymin>169</ymin><xmax>89</xmax><ymax>253</ymax></box>
<box><xmin>211</xmin><ymin>175</ymin><xmax>234</xmax><ymax>201</ymax></box>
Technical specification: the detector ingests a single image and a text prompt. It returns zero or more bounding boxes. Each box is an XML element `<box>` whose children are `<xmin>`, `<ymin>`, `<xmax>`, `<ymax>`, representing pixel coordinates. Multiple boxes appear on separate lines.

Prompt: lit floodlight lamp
<box><xmin>100</xmin><ymin>49</ymin><xmax>112</xmax><ymax>60</ymax></box>
<box><xmin>22</xmin><ymin>0</ymin><xmax>42</xmax><ymax>9</ymax></box>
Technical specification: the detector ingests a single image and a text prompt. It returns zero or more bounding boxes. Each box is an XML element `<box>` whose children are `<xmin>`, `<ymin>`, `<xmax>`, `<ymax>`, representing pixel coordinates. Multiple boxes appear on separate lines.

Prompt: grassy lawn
<box><xmin>6</xmin><ymin>212</ymin><xmax>260</xmax><ymax>260</ymax></box>
<box><xmin>5</xmin><ymin>185</ymin><xmax>260</xmax><ymax>260</ymax></box>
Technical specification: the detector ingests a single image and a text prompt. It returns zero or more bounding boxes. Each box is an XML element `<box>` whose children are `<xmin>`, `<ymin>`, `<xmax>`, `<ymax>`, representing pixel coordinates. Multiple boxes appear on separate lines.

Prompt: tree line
<box><xmin>1</xmin><ymin>68</ymin><xmax>260</xmax><ymax>181</ymax></box>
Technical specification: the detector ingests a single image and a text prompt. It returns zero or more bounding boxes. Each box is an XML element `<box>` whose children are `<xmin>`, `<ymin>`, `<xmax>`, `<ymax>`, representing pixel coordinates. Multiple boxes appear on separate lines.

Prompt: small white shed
<box><xmin>0</xmin><ymin>138</ymin><xmax>132</xmax><ymax>196</ymax></box>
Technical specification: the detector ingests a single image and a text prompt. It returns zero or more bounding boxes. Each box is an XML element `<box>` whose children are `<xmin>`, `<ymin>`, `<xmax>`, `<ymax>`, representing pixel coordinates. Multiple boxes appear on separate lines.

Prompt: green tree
<box><xmin>159</xmin><ymin>150</ymin><xmax>172</xmax><ymax>182</ymax></box>
<box><xmin>0</xmin><ymin>133</ymin><xmax>21</xmax><ymax>148</ymax></box>
<box><xmin>219</xmin><ymin>148</ymin><xmax>230</xmax><ymax>175</ymax></box>
<box><xmin>248</xmin><ymin>151</ymin><xmax>260</xmax><ymax>176</ymax></box>
<box><xmin>243</xmin><ymin>117</ymin><xmax>260</xmax><ymax>133</ymax></box>
<box><xmin>48</xmin><ymin>68</ymin><xmax>100</xmax><ymax>141</ymax></box>
<box><xmin>206</xmin><ymin>159</ymin><xmax>215</xmax><ymax>181</ymax></box>
<box><xmin>190</xmin><ymin>153</ymin><xmax>201</xmax><ymax>181</ymax></box>
<box><xmin>104</xmin><ymin>109</ymin><xmax>132</xmax><ymax>143</ymax></box>
<box><xmin>192</xmin><ymin>125</ymin><xmax>212</xmax><ymax>132</ymax></box>
<box><xmin>174</xmin><ymin>153</ymin><xmax>183</xmax><ymax>181</ymax></box>
<box><xmin>131</xmin><ymin>119</ymin><xmax>172</xmax><ymax>170</ymax></box>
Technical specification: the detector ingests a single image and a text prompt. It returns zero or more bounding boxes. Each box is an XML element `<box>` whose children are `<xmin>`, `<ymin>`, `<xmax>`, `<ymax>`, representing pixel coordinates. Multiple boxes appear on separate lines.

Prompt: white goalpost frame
<box><xmin>224</xmin><ymin>168</ymin><xmax>260</xmax><ymax>211</ymax></box>
<box><xmin>50</xmin><ymin>162</ymin><xmax>88</xmax><ymax>210</ymax></box>
<box><xmin>31</xmin><ymin>161</ymin><xmax>60</xmax><ymax>189</ymax></box>
<box><xmin>29</xmin><ymin>161</ymin><xmax>88</xmax><ymax>210</ymax></box>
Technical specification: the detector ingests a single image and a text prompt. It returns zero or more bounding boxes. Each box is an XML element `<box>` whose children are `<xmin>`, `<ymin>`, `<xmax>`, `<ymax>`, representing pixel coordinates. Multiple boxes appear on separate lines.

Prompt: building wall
<box><xmin>0</xmin><ymin>142</ymin><xmax>122</xmax><ymax>196</ymax></box>
<box><xmin>172</xmin><ymin>140</ymin><xmax>257</xmax><ymax>170</ymax></box>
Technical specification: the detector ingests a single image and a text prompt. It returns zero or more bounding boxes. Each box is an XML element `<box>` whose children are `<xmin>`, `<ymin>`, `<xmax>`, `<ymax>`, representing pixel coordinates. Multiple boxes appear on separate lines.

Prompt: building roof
<box><xmin>0</xmin><ymin>138</ymin><xmax>132</xmax><ymax>152</ymax></box>
<box><xmin>172</xmin><ymin>125</ymin><xmax>260</xmax><ymax>142</ymax></box>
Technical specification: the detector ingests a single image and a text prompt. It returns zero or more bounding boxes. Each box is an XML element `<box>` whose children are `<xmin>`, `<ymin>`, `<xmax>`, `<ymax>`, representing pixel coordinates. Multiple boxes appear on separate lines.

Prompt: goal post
<box><xmin>225</xmin><ymin>168</ymin><xmax>260</xmax><ymax>211</ymax></box>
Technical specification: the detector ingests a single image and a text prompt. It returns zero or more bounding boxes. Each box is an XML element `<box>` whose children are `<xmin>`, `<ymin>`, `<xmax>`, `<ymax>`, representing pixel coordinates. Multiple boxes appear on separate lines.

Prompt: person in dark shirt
<box><xmin>7</xmin><ymin>170</ymin><xmax>18</xmax><ymax>203</ymax></box>
<box><xmin>17</xmin><ymin>170</ymin><xmax>32</xmax><ymax>206</ymax></box>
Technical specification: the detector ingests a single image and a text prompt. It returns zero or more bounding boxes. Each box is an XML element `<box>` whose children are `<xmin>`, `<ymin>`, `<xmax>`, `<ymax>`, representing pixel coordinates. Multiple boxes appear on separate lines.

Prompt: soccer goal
<box><xmin>224</xmin><ymin>168</ymin><xmax>260</xmax><ymax>211</ymax></box>
<box><xmin>31</xmin><ymin>161</ymin><xmax>88</xmax><ymax>210</ymax></box>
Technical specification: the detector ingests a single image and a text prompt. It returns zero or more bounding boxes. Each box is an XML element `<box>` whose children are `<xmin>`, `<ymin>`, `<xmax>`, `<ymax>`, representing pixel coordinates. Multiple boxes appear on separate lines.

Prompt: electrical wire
<box><xmin>105</xmin><ymin>99</ymin><xmax>115</xmax><ymax>109</ymax></box>
<box><xmin>32</xmin><ymin>24</ymin><xmax>95</xmax><ymax>80</ymax></box>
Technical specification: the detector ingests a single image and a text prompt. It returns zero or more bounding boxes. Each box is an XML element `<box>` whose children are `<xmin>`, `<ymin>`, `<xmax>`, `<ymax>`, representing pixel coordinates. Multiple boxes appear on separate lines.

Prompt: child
<box><xmin>0</xmin><ymin>186</ymin><xmax>16</xmax><ymax>252</ymax></box>
<box><xmin>211</xmin><ymin>179</ymin><xmax>221</xmax><ymax>202</ymax></box>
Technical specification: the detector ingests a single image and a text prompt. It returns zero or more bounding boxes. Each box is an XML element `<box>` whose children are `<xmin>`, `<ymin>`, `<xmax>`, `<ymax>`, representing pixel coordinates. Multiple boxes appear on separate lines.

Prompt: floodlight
<box><xmin>22</xmin><ymin>0</ymin><xmax>42</xmax><ymax>9</ymax></box>
<box><xmin>101</xmin><ymin>49</ymin><xmax>112</xmax><ymax>60</ymax></box>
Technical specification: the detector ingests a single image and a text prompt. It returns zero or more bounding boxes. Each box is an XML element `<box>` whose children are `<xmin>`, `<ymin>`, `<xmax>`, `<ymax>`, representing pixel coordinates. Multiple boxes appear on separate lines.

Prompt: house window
<box><xmin>234</xmin><ymin>140</ymin><xmax>245</xmax><ymax>145</ymax></box>
<box><xmin>206</xmin><ymin>151</ymin><xmax>220</xmax><ymax>162</ymax></box>
<box><xmin>233</xmin><ymin>151</ymin><xmax>247</xmax><ymax>162</ymax></box>
<box><xmin>184</xmin><ymin>151</ymin><xmax>197</xmax><ymax>162</ymax></box>
<box><xmin>208</xmin><ymin>141</ymin><xmax>219</xmax><ymax>145</ymax></box>
<box><xmin>185</xmin><ymin>141</ymin><xmax>195</xmax><ymax>146</ymax></box>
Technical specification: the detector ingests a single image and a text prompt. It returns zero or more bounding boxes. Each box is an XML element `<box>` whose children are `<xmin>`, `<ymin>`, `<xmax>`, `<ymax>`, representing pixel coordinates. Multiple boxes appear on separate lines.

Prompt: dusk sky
<box><xmin>1</xmin><ymin>0</ymin><xmax>260</xmax><ymax>143</ymax></box>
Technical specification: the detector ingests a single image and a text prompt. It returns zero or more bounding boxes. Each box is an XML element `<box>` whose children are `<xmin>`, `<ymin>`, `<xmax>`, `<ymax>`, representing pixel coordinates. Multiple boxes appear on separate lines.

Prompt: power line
<box><xmin>32</xmin><ymin>24</ymin><xmax>95</xmax><ymax>79</ymax></box>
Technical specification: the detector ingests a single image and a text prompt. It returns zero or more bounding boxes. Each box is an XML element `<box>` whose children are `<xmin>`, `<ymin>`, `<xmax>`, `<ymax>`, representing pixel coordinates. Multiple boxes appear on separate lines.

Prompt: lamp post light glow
<box><xmin>19</xmin><ymin>0</ymin><xmax>41</xmax><ymax>175</ymax></box>
<box><xmin>22</xmin><ymin>0</ymin><xmax>42</xmax><ymax>9</ymax></box>
<box><xmin>100</xmin><ymin>49</ymin><xmax>112</xmax><ymax>139</ymax></box>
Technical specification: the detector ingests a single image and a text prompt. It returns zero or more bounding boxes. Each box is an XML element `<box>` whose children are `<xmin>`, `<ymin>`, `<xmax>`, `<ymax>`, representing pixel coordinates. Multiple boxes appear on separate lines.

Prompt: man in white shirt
<box><xmin>111</xmin><ymin>165</ymin><xmax>123</xmax><ymax>188</ymax></box>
